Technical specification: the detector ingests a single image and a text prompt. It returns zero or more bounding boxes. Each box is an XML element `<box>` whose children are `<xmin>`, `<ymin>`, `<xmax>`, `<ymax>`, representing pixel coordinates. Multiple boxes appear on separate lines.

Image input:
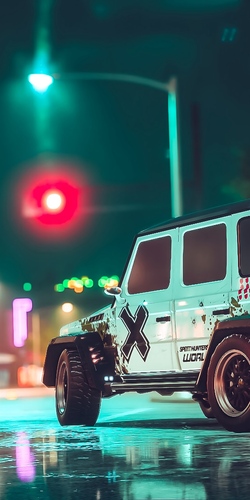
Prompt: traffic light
<box><xmin>16</xmin><ymin>159</ymin><xmax>91</xmax><ymax>239</ymax></box>
<box><xmin>42</xmin><ymin>189</ymin><xmax>65</xmax><ymax>212</ymax></box>
<box><xmin>30</xmin><ymin>179</ymin><xmax>79</xmax><ymax>225</ymax></box>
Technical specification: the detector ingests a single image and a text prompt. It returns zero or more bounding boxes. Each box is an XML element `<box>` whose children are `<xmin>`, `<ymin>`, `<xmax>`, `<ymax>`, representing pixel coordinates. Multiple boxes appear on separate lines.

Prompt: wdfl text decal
<box><xmin>180</xmin><ymin>344</ymin><xmax>208</xmax><ymax>362</ymax></box>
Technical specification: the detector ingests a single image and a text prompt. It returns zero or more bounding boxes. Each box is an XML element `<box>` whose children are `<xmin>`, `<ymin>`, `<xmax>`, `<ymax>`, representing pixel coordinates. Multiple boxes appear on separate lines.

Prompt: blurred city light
<box><xmin>54</xmin><ymin>275</ymin><xmax>120</xmax><ymax>292</ymax></box>
<box><xmin>42</xmin><ymin>189</ymin><xmax>66</xmax><ymax>213</ymax></box>
<box><xmin>98</xmin><ymin>275</ymin><xmax>119</xmax><ymax>287</ymax></box>
<box><xmin>16</xmin><ymin>159</ymin><xmax>91</xmax><ymax>239</ymax></box>
<box><xmin>62</xmin><ymin>303</ymin><xmax>73</xmax><ymax>313</ymax></box>
<box><xmin>54</xmin><ymin>284</ymin><xmax>65</xmax><ymax>292</ymax></box>
<box><xmin>28</xmin><ymin>180</ymin><xmax>78</xmax><ymax>225</ymax></box>
<box><xmin>98</xmin><ymin>276</ymin><xmax>108</xmax><ymax>287</ymax></box>
<box><xmin>28</xmin><ymin>73</ymin><xmax>53</xmax><ymax>93</ymax></box>
<box><xmin>13</xmin><ymin>298</ymin><xmax>33</xmax><ymax>348</ymax></box>
<box><xmin>84</xmin><ymin>278</ymin><xmax>94</xmax><ymax>288</ymax></box>
<box><xmin>17</xmin><ymin>365</ymin><xmax>43</xmax><ymax>388</ymax></box>
<box><xmin>23</xmin><ymin>282</ymin><xmax>32</xmax><ymax>292</ymax></box>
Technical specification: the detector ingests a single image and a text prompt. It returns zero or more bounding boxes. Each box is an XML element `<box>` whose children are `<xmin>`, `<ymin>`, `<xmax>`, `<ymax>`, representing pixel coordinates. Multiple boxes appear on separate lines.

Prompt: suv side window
<box><xmin>128</xmin><ymin>235</ymin><xmax>171</xmax><ymax>294</ymax></box>
<box><xmin>238</xmin><ymin>216</ymin><xmax>250</xmax><ymax>276</ymax></box>
<box><xmin>183</xmin><ymin>223</ymin><xmax>227</xmax><ymax>285</ymax></box>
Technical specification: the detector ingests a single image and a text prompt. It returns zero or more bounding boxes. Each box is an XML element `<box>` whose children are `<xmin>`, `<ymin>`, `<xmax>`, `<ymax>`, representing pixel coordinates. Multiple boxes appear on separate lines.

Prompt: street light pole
<box><xmin>30</xmin><ymin>71</ymin><xmax>183</xmax><ymax>217</ymax></box>
<box><xmin>166</xmin><ymin>77</ymin><xmax>183</xmax><ymax>218</ymax></box>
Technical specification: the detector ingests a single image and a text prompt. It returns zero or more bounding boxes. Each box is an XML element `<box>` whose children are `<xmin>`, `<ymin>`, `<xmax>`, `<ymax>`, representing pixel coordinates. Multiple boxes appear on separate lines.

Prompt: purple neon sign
<box><xmin>13</xmin><ymin>298</ymin><xmax>33</xmax><ymax>347</ymax></box>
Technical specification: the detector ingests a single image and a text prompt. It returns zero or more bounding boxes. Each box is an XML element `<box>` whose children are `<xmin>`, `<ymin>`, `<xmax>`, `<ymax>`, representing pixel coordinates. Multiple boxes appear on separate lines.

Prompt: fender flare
<box><xmin>43</xmin><ymin>332</ymin><xmax>114</xmax><ymax>389</ymax></box>
<box><xmin>195</xmin><ymin>315</ymin><xmax>250</xmax><ymax>392</ymax></box>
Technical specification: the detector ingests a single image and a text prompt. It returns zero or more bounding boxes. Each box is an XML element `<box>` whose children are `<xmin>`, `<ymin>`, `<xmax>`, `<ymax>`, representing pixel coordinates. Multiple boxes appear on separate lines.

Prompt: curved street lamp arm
<box><xmin>52</xmin><ymin>72</ymin><xmax>182</xmax><ymax>217</ymax></box>
<box><xmin>52</xmin><ymin>72</ymin><xmax>176</xmax><ymax>94</ymax></box>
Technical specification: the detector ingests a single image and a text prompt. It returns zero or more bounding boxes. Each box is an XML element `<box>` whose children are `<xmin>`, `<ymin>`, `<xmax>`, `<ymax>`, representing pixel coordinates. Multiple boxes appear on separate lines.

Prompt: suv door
<box><xmin>115</xmin><ymin>232</ymin><xmax>178</xmax><ymax>373</ymax></box>
<box><xmin>231</xmin><ymin>213</ymin><xmax>250</xmax><ymax>315</ymax></box>
<box><xmin>174</xmin><ymin>219</ymin><xmax>231</xmax><ymax>371</ymax></box>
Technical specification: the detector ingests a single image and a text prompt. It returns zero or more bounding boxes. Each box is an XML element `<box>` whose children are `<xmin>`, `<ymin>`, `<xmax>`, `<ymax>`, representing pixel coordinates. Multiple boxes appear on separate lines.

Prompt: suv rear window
<box><xmin>128</xmin><ymin>236</ymin><xmax>171</xmax><ymax>294</ymax></box>
<box><xmin>183</xmin><ymin>223</ymin><xmax>227</xmax><ymax>285</ymax></box>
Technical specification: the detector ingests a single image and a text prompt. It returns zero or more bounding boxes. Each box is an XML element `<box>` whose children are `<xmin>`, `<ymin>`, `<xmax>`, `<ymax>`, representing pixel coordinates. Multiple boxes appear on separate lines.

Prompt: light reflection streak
<box><xmin>15</xmin><ymin>432</ymin><xmax>36</xmax><ymax>483</ymax></box>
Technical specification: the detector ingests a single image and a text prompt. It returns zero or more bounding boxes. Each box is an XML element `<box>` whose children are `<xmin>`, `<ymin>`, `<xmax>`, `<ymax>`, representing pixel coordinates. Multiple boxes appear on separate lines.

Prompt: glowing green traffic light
<box><xmin>28</xmin><ymin>73</ymin><xmax>53</xmax><ymax>93</ymax></box>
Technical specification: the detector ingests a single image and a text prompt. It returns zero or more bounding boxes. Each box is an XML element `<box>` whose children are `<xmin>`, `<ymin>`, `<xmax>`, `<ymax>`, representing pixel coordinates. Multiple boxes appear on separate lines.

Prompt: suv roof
<box><xmin>139</xmin><ymin>199</ymin><xmax>250</xmax><ymax>236</ymax></box>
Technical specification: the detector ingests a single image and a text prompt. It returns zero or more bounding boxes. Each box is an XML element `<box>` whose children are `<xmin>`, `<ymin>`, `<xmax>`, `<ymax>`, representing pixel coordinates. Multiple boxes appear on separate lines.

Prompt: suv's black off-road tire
<box><xmin>207</xmin><ymin>334</ymin><xmax>250</xmax><ymax>432</ymax></box>
<box><xmin>55</xmin><ymin>349</ymin><xmax>101</xmax><ymax>426</ymax></box>
<box><xmin>198</xmin><ymin>401</ymin><xmax>215</xmax><ymax>419</ymax></box>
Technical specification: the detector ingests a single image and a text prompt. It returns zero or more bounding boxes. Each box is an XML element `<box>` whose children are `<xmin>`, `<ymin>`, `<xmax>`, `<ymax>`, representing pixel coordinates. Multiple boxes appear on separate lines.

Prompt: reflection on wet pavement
<box><xmin>0</xmin><ymin>415</ymin><xmax>249</xmax><ymax>500</ymax></box>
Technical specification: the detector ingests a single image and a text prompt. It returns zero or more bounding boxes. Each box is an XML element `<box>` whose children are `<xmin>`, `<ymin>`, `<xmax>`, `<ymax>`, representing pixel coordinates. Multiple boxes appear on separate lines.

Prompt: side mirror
<box><xmin>104</xmin><ymin>286</ymin><xmax>126</xmax><ymax>303</ymax></box>
<box><xmin>104</xmin><ymin>286</ymin><xmax>122</xmax><ymax>296</ymax></box>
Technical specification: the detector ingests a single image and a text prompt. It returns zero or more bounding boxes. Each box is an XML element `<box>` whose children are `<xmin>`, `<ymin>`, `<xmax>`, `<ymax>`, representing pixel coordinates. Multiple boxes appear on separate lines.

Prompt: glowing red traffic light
<box><xmin>15</xmin><ymin>158</ymin><xmax>92</xmax><ymax>240</ymax></box>
<box><xmin>31</xmin><ymin>179</ymin><xmax>79</xmax><ymax>225</ymax></box>
<box><xmin>42</xmin><ymin>190</ymin><xmax>66</xmax><ymax>213</ymax></box>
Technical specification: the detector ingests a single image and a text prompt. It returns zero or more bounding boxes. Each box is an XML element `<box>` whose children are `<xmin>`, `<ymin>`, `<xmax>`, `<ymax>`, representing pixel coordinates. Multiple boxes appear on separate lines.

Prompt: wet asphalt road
<box><xmin>0</xmin><ymin>390</ymin><xmax>249</xmax><ymax>500</ymax></box>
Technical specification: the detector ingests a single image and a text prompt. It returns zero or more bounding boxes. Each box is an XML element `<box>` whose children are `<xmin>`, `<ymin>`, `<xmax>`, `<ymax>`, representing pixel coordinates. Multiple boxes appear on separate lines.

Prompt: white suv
<box><xmin>43</xmin><ymin>200</ymin><xmax>250</xmax><ymax>432</ymax></box>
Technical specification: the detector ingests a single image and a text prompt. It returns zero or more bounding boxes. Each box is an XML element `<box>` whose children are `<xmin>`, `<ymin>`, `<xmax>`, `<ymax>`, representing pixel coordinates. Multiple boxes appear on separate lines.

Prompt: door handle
<box><xmin>156</xmin><ymin>316</ymin><xmax>171</xmax><ymax>323</ymax></box>
<box><xmin>212</xmin><ymin>308</ymin><xmax>230</xmax><ymax>316</ymax></box>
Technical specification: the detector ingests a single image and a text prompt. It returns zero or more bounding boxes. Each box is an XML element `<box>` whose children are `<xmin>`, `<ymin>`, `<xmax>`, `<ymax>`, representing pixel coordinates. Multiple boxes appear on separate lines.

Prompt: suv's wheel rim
<box><xmin>57</xmin><ymin>361</ymin><xmax>68</xmax><ymax>415</ymax></box>
<box><xmin>214</xmin><ymin>349</ymin><xmax>250</xmax><ymax>417</ymax></box>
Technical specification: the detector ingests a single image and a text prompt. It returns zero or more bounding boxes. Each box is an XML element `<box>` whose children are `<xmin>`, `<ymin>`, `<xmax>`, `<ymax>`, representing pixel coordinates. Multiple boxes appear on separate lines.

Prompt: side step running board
<box><xmin>104</xmin><ymin>370</ymin><xmax>199</xmax><ymax>395</ymax></box>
